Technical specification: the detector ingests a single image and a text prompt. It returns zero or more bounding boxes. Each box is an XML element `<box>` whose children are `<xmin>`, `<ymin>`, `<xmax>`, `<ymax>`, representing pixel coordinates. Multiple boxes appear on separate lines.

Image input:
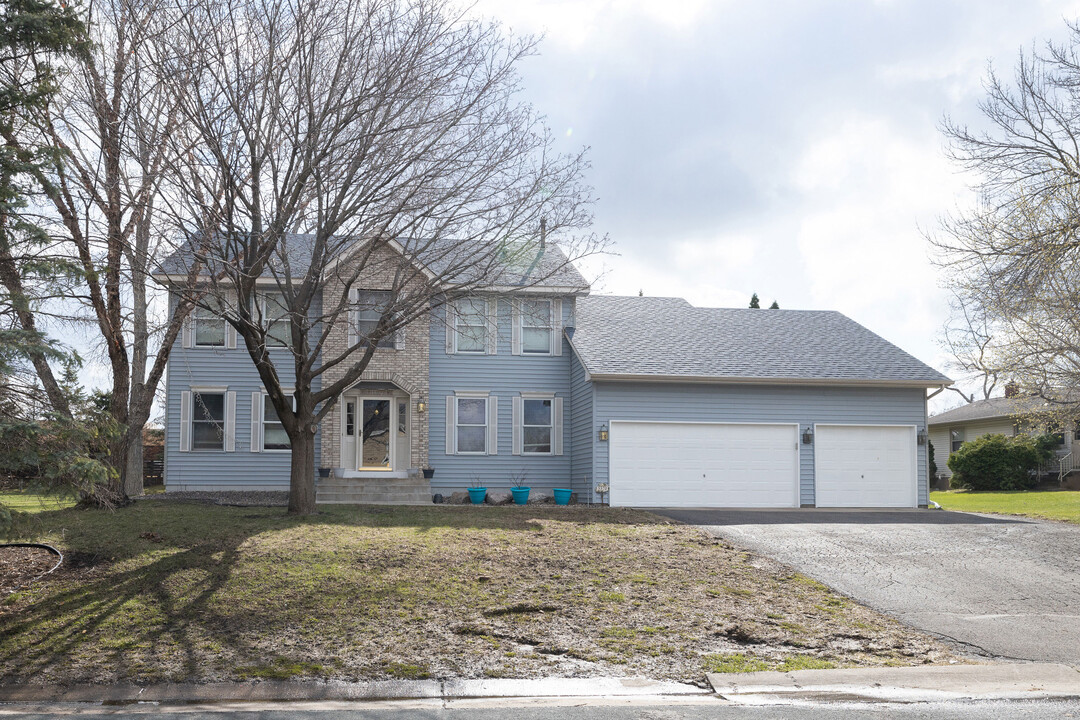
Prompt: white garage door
<box><xmin>814</xmin><ymin>425</ymin><xmax>917</xmax><ymax>508</ymax></box>
<box><xmin>609</xmin><ymin>421</ymin><xmax>799</xmax><ymax>508</ymax></box>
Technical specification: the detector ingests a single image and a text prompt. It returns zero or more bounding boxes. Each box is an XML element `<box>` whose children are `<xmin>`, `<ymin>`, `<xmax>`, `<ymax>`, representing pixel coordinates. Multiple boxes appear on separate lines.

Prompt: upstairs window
<box><xmin>520</xmin><ymin>299</ymin><xmax>552</xmax><ymax>355</ymax></box>
<box><xmin>262</xmin><ymin>292</ymin><xmax>291</xmax><ymax>348</ymax></box>
<box><xmin>193</xmin><ymin>300</ymin><xmax>226</xmax><ymax>347</ymax></box>
<box><xmin>455</xmin><ymin>298</ymin><xmax>488</xmax><ymax>354</ymax></box>
<box><xmin>355</xmin><ymin>290</ymin><xmax>396</xmax><ymax>349</ymax></box>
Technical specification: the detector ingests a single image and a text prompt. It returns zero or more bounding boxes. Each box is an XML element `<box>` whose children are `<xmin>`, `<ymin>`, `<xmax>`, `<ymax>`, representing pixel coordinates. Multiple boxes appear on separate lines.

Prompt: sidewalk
<box><xmin>707</xmin><ymin>662</ymin><xmax>1080</xmax><ymax>704</ymax></box>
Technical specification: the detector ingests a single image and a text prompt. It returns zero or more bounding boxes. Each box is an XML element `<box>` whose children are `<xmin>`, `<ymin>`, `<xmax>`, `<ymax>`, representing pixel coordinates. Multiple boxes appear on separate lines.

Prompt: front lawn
<box><xmin>932</xmin><ymin>489</ymin><xmax>1080</xmax><ymax>524</ymax></box>
<box><xmin>0</xmin><ymin>490</ymin><xmax>76</xmax><ymax>514</ymax></box>
<box><xmin>0</xmin><ymin>502</ymin><xmax>952</xmax><ymax>685</ymax></box>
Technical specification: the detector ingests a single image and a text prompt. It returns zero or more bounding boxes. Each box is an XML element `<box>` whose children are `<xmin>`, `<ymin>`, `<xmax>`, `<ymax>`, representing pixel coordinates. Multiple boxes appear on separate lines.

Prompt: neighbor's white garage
<box><xmin>608</xmin><ymin>421</ymin><xmax>800</xmax><ymax>508</ymax></box>
<box><xmin>814</xmin><ymin>424</ymin><xmax>917</xmax><ymax>508</ymax></box>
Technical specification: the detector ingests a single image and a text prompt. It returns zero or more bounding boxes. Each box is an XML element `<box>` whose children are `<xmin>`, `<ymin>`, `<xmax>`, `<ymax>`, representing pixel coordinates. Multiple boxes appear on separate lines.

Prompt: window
<box><xmin>263</xmin><ymin>394</ymin><xmax>292</xmax><ymax>451</ymax></box>
<box><xmin>520</xmin><ymin>299</ymin><xmax>552</xmax><ymax>354</ymax></box>
<box><xmin>1046</xmin><ymin>422</ymin><xmax>1066</xmax><ymax>446</ymax></box>
<box><xmin>455</xmin><ymin>298</ymin><xmax>487</xmax><ymax>353</ymax></box>
<box><xmin>354</xmin><ymin>290</ymin><xmax>396</xmax><ymax>348</ymax></box>
<box><xmin>262</xmin><ymin>292</ymin><xmax>291</xmax><ymax>347</ymax></box>
<box><xmin>192</xmin><ymin>392</ymin><xmax>225</xmax><ymax>450</ymax></box>
<box><xmin>345</xmin><ymin>400</ymin><xmax>356</xmax><ymax>437</ymax></box>
<box><xmin>193</xmin><ymin>300</ymin><xmax>226</xmax><ymax>347</ymax></box>
<box><xmin>950</xmin><ymin>429</ymin><xmax>963</xmax><ymax>453</ymax></box>
<box><xmin>522</xmin><ymin>398</ymin><xmax>552</xmax><ymax>454</ymax></box>
<box><xmin>456</xmin><ymin>396</ymin><xmax>488</xmax><ymax>453</ymax></box>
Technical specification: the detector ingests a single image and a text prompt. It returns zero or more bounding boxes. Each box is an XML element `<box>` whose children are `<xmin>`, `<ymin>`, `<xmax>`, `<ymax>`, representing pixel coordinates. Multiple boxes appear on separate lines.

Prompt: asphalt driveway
<box><xmin>653</xmin><ymin>508</ymin><xmax>1080</xmax><ymax>664</ymax></box>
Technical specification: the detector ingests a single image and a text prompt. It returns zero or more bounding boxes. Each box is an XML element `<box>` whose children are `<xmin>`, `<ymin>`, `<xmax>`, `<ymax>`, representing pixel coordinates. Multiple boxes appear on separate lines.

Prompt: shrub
<box><xmin>928</xmin><ymin>440</ymin><xmax>937</xmax><ymax>477</ymax></box>
<box><xmin>947</xmin><ymin>433</ymin><xmax>1054</xmax><ymax>491</ymax></box>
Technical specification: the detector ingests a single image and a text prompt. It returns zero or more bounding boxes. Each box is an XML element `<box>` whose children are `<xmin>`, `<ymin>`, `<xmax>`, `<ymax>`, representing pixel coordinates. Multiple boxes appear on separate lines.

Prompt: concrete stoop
<box><xmin>315</xmin><ymin>477</ymin><xmax>432</xmax><ymax>505</ymax></box>
<box><xmin>707</xmin><ymin>663</ymin><xmax>1080</xmax><ymax>704</ymax></box>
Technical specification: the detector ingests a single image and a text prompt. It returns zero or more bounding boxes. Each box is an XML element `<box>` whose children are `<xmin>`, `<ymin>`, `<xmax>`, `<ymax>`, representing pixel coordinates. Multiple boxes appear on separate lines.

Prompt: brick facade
<box><xmin>317</xmin><ymin>245</ymin><xmax>430</xmax><ymax>471</ymax></box>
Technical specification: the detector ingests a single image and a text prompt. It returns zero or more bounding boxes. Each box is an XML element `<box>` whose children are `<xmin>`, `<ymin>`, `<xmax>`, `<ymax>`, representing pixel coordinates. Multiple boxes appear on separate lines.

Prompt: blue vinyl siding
<box><xmin>427</xmin><ymin>296</ymin><xmax>576</xmax><ymax>493</ymax></box>
<box><xmin>569</xmin><ymin>351</ymin><xmax>594</xmax><ymax>501</ymax></box>
<box><xmin>164</xmin><ymin>293</ymin><xmax>321</xmax><ymax>491</ymax></box>
<box><xmin>590</xmin><ymin>382</ymin><xmax>929</xmax><ymax>507</ymax></box>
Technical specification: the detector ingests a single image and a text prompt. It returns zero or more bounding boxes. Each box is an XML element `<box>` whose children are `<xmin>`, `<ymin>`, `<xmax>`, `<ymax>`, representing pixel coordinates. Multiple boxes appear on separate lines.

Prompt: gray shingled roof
<box><xmin>570</xmin><ymin>295</ymin><xmax>952</xmax><ymax>385</ymax></box>
<box><xmin>928</xmin><ymin>395</ymin><xmax>1060</xmax><ymax>426</ymax></box>
<box><xmin>157</xmin><ymin>233</ymin><xmax>589</xmax><ymax>291</ymax></box>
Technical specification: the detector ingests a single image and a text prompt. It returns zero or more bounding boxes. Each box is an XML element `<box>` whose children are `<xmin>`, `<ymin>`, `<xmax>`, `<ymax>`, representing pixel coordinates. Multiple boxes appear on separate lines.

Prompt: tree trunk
<box><xmin>124</xmin><ymin>432</ymin><xmax>144</xmax><ymax>497</ymax></box>
<box><xmin>288</xmin><ymin>428</ymin><xmax>317</xmax><ymax>514</ymax></box>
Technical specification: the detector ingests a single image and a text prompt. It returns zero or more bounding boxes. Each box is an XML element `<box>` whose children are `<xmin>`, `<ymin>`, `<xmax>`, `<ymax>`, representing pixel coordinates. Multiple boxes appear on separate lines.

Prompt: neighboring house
<box><xmin>156</xmin><ymin>238</ymin><xmax>953</xmax><ymax>508</ymax></box>
<box><xmin>928</xmin><ymin>392</ymin><xmax>1076</xmax><ymax>480</ymax></box>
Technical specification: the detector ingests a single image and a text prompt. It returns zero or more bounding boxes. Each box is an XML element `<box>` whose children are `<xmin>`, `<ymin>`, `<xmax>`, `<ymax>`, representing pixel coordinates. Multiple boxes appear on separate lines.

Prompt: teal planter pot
<box><xmin>511</xmin><ymin>486</ymin><xmax>530</xmax><ymax>505</ymax></box>
<box><xmin>468</xmin><ymin>487</ymin><xmax>487</xmax><ymax>504</ymax></box>
<box><xmin>553</xmin><ymin>488</ymin><xmax>572</xmax><ymax>505</ymax></box>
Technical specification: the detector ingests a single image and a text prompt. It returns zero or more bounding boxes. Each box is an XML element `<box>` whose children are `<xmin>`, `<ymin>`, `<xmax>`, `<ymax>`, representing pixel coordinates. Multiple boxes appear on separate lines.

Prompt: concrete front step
<box><xmin>315</xmin><ymin>478</ymin><xmax>432</xmax><ymax>506</ymax></box>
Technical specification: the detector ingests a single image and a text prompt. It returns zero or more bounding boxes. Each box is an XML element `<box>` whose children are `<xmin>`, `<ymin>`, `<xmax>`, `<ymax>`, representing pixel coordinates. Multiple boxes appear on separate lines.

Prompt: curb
<box><xmin>707</xmin><ymin>663</ymin><xmax>1080</xmax><ymax>704</ymax></box>
<box><xmin>0</xmin><ymin>677</ymin><xmax>706</xmax><ymax>705</ymax></box>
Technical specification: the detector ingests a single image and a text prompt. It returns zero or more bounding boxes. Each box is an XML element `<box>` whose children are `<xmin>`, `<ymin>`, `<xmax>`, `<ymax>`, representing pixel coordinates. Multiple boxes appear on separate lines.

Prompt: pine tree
<box><xmin>769</xmin><ymin>300</ymin><xmax>779</xmax><ymax>309</ymax></box>
<box><xmin>749</xmin><ymin>293</ymin><xmax>760</xmax><ymax>309</ymax></box>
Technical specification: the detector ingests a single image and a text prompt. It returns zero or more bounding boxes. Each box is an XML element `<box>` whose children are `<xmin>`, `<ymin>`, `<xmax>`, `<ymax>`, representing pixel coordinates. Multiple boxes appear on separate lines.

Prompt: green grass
<box><xmin>0</xmin><ymin>501</ymin><xmax>952</xmax><ymax>684</ymax></box>
<box><xmin>703</xmin><ymin>653</ymin><xmax>769</xmax><ymax>674</ymax></box>
<box><xmin>931</xmin><ymin>489</ymin><xmax>1080</xmax><ymax>524</ymax></box>
<box><xmin>0</xmin><ymin>490</ymin><xmax>76</xmax><ymax>514</ymax></box>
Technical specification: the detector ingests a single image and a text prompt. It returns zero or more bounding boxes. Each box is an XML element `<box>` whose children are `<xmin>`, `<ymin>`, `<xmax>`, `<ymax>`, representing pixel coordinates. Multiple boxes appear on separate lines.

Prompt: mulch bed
<box><xmin>0</xmin><ymin>546</ymin><xmax>60</xmax><ymax>596</ymax></box>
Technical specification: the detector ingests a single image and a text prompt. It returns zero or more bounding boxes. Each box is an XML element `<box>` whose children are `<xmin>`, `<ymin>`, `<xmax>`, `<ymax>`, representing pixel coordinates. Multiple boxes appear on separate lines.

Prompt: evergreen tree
<box><xmin>749</xmin><ymin>293</ymin><xmax>760</xmax><ymax>309</ymax></box>
<box><xmin>769</xmin><ymin>300</ymin><xmax>779</xmax><ymax>309</ymax></box>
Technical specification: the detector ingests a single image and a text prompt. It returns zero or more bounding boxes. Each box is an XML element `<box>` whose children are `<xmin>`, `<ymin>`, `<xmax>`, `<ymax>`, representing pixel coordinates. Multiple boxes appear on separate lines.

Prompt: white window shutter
<box><xmin>486</xmin><ymin>298</ymin><xmax>498</xmax><ymax>355</ymax></box>
<box><xmin>551</xmin><ymin>298</ymin><xmax>563</xmax><ymax>356</ymax></box>
<box><xmin>346</xmin><ymin>288</ymin><xmax>358</xmax><ymax>349</ymax></box>
<box><xmin>224</xmin><ymin>391</ymin><xmax>237</xmax><ymax>452</ymax></box>
<box><xmin>512</xmin><ymin>396</ymin><xmax>523</xmax><ymax>456</ymax></box>
<box><xmin>552</xmin><ymin>397</ymin><xmax>564</xmax><ymax>455</ymax></box>
<box><xmin>487</xmin><ymin>396</ymin><xmax>498</xmax><ymax>455</ymax></box>
<box><xmin>225</xmin><ymin>323</ymin><xmax>237</xmax><ymax>350</ymax></box>
<box><xmin>445</xmin><ymin>396</ymin><xmax>456</xmax><ymax>454</ymax></box>
<box><xmin>445</xmin><ymin>304</ymin><xmax>457</xmax><ymax>354</ymax></box>
<box><xmin>179</xmin><ymin>391</ymin><xmax>192</xmax><ymax>451</ymax></box>
<box><xmin>181</xmin><ymin>314</ymin><xmax>192</xmax><ymax>349</ymax></box>
<box><xmin>250</xmin><ymin>392</ymin><xmax>262</xmax><ymax>453</ymax></box>
<box><xmin>511</xmin><ymin>299</ymin><xmax>522</xmax><ymax>355</ymax></box>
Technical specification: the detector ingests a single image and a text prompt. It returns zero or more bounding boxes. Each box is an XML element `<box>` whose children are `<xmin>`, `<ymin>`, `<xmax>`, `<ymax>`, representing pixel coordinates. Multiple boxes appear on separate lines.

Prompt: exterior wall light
<box><xmin>598</xmin><ymin>423</ymin><xmax>609</xmax><ymax>442</ymax></box>
<box><xmin>917</xmin><ymin>430</ymin><xmax>927</xmax><ymax>445</ymax></box>
<box><xmin>802</xmin><ymin>427</ymin><xmax>813</xmax><ymax>444</ymax></box>
<box><xmin>416</xmin><ymin>395</ymin><xmax>427</xmax><ymax>414</ymax></box>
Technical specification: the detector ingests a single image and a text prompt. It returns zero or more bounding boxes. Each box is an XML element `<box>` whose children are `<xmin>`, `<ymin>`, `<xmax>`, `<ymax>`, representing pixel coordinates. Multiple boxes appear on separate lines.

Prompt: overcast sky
<box><xmin>469</xmin><ymin>0</ymin><xmax>1080</xmax><ymax>412</ymax></box>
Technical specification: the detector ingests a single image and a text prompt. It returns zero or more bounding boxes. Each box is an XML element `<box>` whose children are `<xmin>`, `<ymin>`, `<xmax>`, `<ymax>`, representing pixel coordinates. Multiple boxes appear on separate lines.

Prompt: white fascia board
<box><xmin>587</xmin><ymin>373</ymin><xmax>955</xmax><ymax>389</ymax></box>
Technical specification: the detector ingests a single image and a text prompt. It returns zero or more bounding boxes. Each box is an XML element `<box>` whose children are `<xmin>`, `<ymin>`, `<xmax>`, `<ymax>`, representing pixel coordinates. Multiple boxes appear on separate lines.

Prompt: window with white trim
<box><xmin>263</xmin><ymin>394</ymin><xmax>294</xmax><ymax>451</ymax></box>
<box><xmin>262</xmin><ymin>292</ymin><xmax>291</xmax><ymax>348</ymax></box>
<box><xmin>520</xmin><ymin>299</ymin><xmax>552</xmax><ymax>355</ymax></box>
<box><xmin>456</xmin><ymin>396</ymin><xmax>488</xmax><ymax>453</ymax></box>
<box><xmin>191</xmin><ymin>391</ymin><xmax>225</xmax><ymax>450</ymax></box>
<box><xmin>354</xmin><ymin>290</ymin><xmax>396</xmax><ymax>348</ymax></box>
<box><xmin>193</xmin><ymin>300</ymin><xmax>226</xmax><ymax>347</ymax></box>
<box><xmin>522</xmin><ymin>397</ymin><xmax>552</xmax><ymax>454</ymax></box>
<box><xmin>950</xmin><ymin>429</ymin><xmax>963</xmax><ymax>453</ymax></box>
<box><xmin>455</xmin><ymin>298</ymin><xmax>487</xmax><ymax>353</ymax></box>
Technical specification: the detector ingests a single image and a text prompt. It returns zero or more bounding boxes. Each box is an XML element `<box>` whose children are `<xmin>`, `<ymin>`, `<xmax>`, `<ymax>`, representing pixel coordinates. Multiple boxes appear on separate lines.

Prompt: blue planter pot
<box><xmin>511</xmin><ymin>486</ymin><xmax>531</xmax><ymax>505</ymax></box>
<box><xmin>553</xmin><ymin>488</ymin><xmax>572</xmax><ymax>506</ymax></box>
<box><xmin>468</xmin><ymin>487</ymin><xmax>487</xmax><ymax>504</ymax></box>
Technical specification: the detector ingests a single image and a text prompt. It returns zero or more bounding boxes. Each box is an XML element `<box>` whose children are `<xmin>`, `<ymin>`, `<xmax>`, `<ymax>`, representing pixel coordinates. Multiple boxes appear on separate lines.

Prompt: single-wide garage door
<box><xmin>609</xmin><ymin>422</ymin><xmax>799</xmax><ymax>508</ymax></box>
<box><xmin>815</xmin><ymin>425</ymin><xmax>917</xmax><ymax>507</ymax></box>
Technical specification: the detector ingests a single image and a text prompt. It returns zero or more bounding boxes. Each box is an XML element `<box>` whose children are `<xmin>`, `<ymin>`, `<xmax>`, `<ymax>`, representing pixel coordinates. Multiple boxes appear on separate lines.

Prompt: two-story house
<box><xmin>156</xmin><ymin>236</ymin><xmax>953</xmax><ymax>509</ymax></box>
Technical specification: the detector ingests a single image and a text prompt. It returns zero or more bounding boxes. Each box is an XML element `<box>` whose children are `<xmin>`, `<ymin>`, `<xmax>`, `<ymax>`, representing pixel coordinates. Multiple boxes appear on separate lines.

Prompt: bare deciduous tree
<box><xmin>932</xmin><ymin>21</ymin><xmax>1080</xmax><ymax>408</ymax></box>
<box><xmin>154</xmin><ymin>0</ymin><xmax>605</xmax><ymax>514</ymax></box>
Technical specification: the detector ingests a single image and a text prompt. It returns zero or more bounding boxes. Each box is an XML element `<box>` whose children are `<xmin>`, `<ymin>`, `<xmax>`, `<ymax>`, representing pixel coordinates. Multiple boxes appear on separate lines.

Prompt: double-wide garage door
<box><xmin>608</xmin><ymin>421</ymin><xmax>917</xmax><ymax>508</ymax></box>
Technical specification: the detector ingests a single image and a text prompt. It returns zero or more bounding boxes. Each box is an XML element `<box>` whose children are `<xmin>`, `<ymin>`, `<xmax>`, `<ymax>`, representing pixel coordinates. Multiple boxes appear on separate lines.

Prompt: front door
<box><xmin>360</xmin><ymin>398</ymin><xmax>393</xmax><ymax>470</ymax></box>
